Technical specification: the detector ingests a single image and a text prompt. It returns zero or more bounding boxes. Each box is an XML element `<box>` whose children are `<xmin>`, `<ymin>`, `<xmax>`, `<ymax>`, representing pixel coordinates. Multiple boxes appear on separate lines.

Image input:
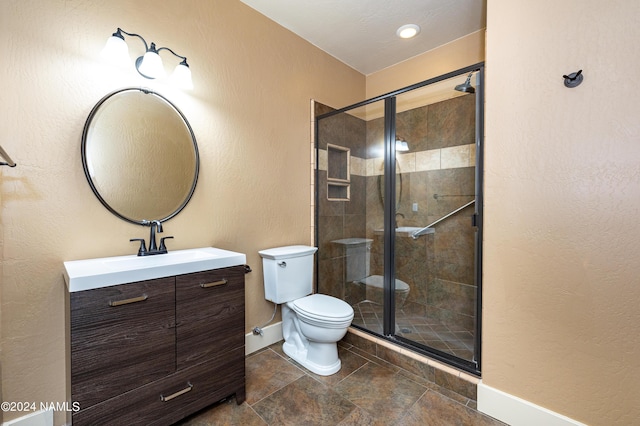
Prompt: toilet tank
<box><xmin>343</xmin><ymin>239</ymin><xmax>372</xmax><ymax>282</ymax></box>
<box><xmin>258</xmin><ymin>245</ymin><xmax>317</xmax><ymax>303</ymax></box>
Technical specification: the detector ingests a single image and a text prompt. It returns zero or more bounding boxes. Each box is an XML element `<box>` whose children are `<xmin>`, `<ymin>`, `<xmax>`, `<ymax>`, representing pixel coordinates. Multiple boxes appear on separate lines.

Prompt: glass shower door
<box><xmin>316</xmin><ymin>64</ymin><xmax>483</xmax><ymax>374</ymax></box>
<box><xmin>315</xmin><ymin>98</ymin><xmax>389</xmax><ymax>336</ymax></box>
<box><xmin>392</xmin><ymin>75</ymin><xmax>479</xmax><ymax>364</ymax></box>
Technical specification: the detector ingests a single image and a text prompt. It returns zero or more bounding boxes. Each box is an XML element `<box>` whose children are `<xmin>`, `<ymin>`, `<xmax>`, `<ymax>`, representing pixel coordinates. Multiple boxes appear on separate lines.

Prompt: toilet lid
<box><xmin>291</xmin><ymin>294</ymin><xmax>354</xmax><ymax>322</ymax></box>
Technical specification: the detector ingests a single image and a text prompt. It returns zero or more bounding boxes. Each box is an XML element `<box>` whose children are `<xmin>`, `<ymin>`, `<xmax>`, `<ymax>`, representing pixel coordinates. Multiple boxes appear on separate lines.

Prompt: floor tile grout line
<box><xmin>396</xmin><ymin>387</ymin><xmax>432</xmax><ymax>424</ymax></box>
<box><xmin>248</xmin><ymin>373</ymin><xmax>308</xmax><ymax>409</ymax></box>
<box><xmin>246</xmin><ymin>348</ymin><xmax>307</xmax><ymax>408</ymax></box>
<box><xmin>254</xmin><ymin>353</ymin><xmax>373</xmax><ymax>426</ymax></box>
<box><xmin>246</xmin><ymin>401</ymin><xmax>270</xmax><ymax>425</ymax></box>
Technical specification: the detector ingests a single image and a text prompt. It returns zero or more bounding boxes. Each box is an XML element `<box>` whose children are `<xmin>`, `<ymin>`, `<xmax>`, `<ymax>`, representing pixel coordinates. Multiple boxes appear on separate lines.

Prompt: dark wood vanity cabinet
<box><xmin>69</xmin><ymin>265</ymin><xmax>246</xmax><ymax>425</ymax></box>
<box><xmin>176</xmin><ymin>266</ymin><xmax>245</xmax><ymax>369</ymax></box>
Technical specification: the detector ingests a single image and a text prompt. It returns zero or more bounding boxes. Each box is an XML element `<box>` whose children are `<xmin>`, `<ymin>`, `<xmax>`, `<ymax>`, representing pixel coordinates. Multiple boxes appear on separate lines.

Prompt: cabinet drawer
<box><xmin>72</xmin><ymin>346</ymin><xmax>245</xmax><ymax>426</ymax></box>
<box><xmin>176</xmin><ymin>266</ymin><xmax>245</xmax><ymax>368</ymax></box>
<box><xmin>71</xmin><ymin>277</ymin><xmax>176</xmax><ymax>409</ymax></box>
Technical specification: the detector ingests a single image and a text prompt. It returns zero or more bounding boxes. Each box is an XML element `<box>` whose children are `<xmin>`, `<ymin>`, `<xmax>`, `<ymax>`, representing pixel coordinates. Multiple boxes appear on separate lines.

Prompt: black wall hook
<box><xmin>563</xmin><ymin>70</ymin><xmax>583</xmax><ymax>88</ymax></box>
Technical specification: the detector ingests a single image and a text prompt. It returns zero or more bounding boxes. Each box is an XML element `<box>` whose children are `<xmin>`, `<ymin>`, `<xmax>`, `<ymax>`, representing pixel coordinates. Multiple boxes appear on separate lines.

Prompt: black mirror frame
<box><xmin>81</xmin><ymin>87</ymin><xmax>200</xmax><ymax>226</ymax></box>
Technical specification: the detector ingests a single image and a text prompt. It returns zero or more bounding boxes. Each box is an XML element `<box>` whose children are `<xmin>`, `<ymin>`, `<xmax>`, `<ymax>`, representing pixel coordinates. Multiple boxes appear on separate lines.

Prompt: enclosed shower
<box><xmin>315</xmin><ymin>64</ymin><xmax>484</xmax><ymax>374</ymax></box>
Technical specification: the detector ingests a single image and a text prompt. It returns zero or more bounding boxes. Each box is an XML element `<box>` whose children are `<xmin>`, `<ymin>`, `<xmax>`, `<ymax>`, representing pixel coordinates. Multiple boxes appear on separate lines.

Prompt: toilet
<box><xmin>259</xmin><ymin>245</ymin><xmax>354</xmax><ymax>376</ymax></box>
<box><xmin>359</xmin><ymin>275</ymin><xmax>410</xmax><ymax>308</ymax></box>
<box><xmin>332</xmin><ymin>238</ymin><xmax>411</xmax><ymax>307</ymax></box>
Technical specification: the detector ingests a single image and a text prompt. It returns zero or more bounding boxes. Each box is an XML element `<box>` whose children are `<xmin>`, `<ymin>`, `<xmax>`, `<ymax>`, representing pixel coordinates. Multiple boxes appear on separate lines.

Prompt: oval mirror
<box><xmin>81</xmin><ymin>88</ymin><xmax>199</xmax><ymax>225</ymax></box>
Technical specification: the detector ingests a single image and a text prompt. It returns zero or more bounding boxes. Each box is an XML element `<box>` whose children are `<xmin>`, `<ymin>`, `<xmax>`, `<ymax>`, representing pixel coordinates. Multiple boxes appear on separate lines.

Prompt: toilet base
<box><xmin>282</xmin><ymin>341</ymin><xmax>342</xmax><ymax>376</ymax></box>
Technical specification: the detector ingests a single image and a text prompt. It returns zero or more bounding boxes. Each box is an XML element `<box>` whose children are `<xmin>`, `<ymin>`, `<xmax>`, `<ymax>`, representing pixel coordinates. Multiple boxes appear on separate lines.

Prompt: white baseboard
<box><xmin>477</xmin><ymin>382</ymin><xmax>587</xmax><ymax>426</ymax></box>
<box><xmin>3</xmin><ymin>410</ymin><xmax>53</xmax><ymax>426</ymax></box>
<box><xmin>245</xmin><ymin>321</ymin><xmax>283</xmax><ymax>355</ymax></box>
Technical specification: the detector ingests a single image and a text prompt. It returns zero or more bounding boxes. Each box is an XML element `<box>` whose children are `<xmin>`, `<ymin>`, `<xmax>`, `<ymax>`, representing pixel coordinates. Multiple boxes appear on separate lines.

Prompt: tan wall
<box><xmin>483</xmin><ymin>0</ymin><xmax>640</xmax><ymax>424</ymax></box>
<box><xmin>367</xmin><ymin>2</ymin><xmax>640</xmax><ymax>423</ymax></box>
<box><xmin>366</xmin><ymin>30</ymin><xmax>485</xmax><ymax>99</ymax></box>
<box><xmin>0</xmin><ymin>0</ymin><xmax>364</xmax><ymax>423</ymax></box>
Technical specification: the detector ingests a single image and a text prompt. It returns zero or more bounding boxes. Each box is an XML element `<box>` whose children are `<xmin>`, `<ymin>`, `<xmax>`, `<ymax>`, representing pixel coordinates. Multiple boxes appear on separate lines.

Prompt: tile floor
<box><xmin>176</xmin><ymin>341</ymin><xmax>503</xmax><ymax>426</ymax></box>
<box><xmin>352</xmin><ymin>301</ymin><xmax>475</xmax><ymax>361</ymax></box>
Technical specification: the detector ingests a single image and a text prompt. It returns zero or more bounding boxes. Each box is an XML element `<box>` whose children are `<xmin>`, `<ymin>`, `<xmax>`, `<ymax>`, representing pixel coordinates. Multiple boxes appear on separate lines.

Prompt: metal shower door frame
<box><xmin>315</xmin><ymin>62</ymin><xmax>485</xmax><ymax>375</ymax></box>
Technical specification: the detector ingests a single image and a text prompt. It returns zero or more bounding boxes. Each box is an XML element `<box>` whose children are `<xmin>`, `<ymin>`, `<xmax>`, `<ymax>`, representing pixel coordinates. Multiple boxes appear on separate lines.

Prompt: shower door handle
<box><xmin>471</xmin><ymin>213</ymin><xmax>478</xmax><ymax>228</ymax></box>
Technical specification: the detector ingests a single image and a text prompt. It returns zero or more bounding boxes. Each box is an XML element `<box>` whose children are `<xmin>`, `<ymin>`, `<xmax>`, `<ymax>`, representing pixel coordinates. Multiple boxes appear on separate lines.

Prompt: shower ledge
<box><xmin>373</xmin><ymin>227</ymin><xmax>434</xmax><ymax>237</ymax></box>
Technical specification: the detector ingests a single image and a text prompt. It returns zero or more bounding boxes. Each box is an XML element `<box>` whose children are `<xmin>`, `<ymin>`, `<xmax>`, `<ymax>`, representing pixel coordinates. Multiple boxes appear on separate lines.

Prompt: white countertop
<box><xmin>64</xmin><ymin>247</ymin><xmax>246</xmax><ymax>292</ymax></box>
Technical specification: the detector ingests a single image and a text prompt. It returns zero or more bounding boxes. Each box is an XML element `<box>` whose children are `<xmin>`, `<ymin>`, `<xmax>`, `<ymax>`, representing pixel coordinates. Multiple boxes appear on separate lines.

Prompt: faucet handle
<box><xmin>159</xmin><ymin>236</ymin><xmax>174</xmax><ymax>251</ymax></box>
<box><xmin>130</xmin><ymin>238</ymin><xmax>147</xmax><ymax>256</ymax></box>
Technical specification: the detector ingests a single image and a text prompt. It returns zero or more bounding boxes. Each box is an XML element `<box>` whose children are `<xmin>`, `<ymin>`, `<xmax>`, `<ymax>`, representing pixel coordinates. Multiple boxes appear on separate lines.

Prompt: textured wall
<box><xmin>366</xmin><ymin>3</ymin><xmax>640</xmax><ymax>422</ymax></box>
<box><xmin>366</xmin><ymin>30</ymin><xmax>486</xmax><ymax>99</ymax></box>
<box><xmin>483</xmin><ymin>0</ymin><xmax>640</xmax><ymax>424</ymax></box>
<box><xmin>0</xmin><ymin>0</ymin><xmax>364</xmax><ymax>423</ymax></box>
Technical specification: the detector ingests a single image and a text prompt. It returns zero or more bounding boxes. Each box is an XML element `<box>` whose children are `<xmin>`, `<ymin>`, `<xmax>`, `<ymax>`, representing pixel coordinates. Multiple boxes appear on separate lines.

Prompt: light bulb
<box><xmin>170</xmin><ymin>62</ymin><xmax>193</xmax><ymax>90</ymax></box>
<box><xmin>101</xmin><ymin>34</ymin><xmax>130</xmax><ymax>68</ymax></box>
<box><xmin>396</xmin><ymin>24</ymin><xmax>421</xmax><ymax>39</ymax></box>
<box><xmin>137</xmin><ymin>50</ymin><xmax>165</xmax><ymax>79</ymax></box>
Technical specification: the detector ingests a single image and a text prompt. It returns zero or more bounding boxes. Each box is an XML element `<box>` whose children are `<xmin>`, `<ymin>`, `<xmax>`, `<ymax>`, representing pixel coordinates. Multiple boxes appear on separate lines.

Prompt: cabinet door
<box><xmin>176</xmin><ymin>265</ymin><xmax>245</xmax><ymax>369</ymax></box>
<box><xmin>71</xmin><ymin>347</ymin><xmax>245</xmax><ymax>426</ymax></box>
<box><xmin>71</xmin><ymin>277</ymin><xmax>175</xmax><ymax>409</ymax></box>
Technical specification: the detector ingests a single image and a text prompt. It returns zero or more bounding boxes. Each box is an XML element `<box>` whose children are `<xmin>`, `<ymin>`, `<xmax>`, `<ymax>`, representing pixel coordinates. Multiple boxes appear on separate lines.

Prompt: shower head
<box><xmin>454</xmin><ymin>73</ymin><xmax>475</xmax><ymax>94</ymax></box>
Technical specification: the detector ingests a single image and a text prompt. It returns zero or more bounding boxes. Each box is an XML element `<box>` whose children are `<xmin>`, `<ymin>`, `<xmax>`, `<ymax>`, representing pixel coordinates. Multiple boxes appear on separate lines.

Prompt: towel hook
<box><xmin>0</xmin><ymin>145</ymin><xmax>16</xmax><ymax>167</ymax></box>
<box><xmin>563</xmin><ymin>70</ymin><xmax>583</xmax><ymax>88</ymax></box>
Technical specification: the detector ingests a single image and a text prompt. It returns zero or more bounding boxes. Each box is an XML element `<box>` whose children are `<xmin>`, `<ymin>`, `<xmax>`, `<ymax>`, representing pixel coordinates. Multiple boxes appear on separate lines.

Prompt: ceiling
<box><xmin>240</xmin><ymin>0</ymin><xmax>486</xmax><ymax>75</ymax></box>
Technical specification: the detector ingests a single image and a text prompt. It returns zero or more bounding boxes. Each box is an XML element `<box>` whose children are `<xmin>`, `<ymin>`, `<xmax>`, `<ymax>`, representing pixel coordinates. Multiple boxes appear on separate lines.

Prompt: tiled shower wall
<box><xmin>316</xmin><ymin>102</ymin><xmax>367</xmax><ymax>299</ymax></box>
<box><xmin>316</xmin><ymin>94</ymin><xmax>477</xmax><ymax>332</ymax></box>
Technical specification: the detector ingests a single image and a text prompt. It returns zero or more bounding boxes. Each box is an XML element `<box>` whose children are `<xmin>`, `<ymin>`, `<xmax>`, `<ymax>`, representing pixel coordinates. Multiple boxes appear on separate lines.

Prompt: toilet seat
<box><xmin>290</xmin><ymin>294</ymin><xmax>354</xmax><ymax>328</ymax></box>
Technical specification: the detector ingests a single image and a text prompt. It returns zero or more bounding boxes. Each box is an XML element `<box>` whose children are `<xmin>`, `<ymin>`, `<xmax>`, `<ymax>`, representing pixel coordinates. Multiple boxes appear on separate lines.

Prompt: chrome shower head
<box><xmin>455</xmin><ymin>73</ymin><xmax>475</xmax><ymax>94</ymax></box>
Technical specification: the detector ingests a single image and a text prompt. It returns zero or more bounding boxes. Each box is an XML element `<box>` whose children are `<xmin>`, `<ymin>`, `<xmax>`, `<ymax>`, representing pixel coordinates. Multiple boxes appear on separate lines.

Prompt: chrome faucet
<box><xmin>130</xmin><ymin>220</ymin><xmax>173</xmax><ymax>256</ymax></box>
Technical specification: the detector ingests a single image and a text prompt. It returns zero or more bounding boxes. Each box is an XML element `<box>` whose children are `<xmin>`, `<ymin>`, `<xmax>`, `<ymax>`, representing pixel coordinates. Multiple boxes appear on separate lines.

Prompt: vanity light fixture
<box><xmin>101</xmin><ymin>28</ymin><xmax>194</xmax><ymax>90</ymax></box>
<box><xmin>396</xmin><ymin>24</ymin><xmax>421</xmax><ymax>39</ymax></box>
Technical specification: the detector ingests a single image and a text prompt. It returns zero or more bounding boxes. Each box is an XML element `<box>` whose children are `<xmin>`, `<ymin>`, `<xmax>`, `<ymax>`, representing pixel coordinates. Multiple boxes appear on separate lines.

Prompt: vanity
<box><xmin>69</xmin><ymin>87</ymin><xmax>245</xmax><ymax>424</ymax></box>
<box><xmin>64</xmin><ymin>247</ymin><xmax>247</xmax><ymax>425</ymax></box>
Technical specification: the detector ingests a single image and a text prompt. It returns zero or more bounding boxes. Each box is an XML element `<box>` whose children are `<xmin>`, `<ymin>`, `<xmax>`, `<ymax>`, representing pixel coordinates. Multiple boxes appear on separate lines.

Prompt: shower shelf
<box><xmin>327</xmin><ymin>144</ymin><xmax>350</xmax><ymax>201</ymax></box>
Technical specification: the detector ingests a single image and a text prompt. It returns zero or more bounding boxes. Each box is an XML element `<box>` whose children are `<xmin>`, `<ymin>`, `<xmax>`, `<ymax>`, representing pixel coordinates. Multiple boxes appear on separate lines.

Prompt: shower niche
<box><xmin>326</xmin><ymin>143</ymin><xmax>351</xmax><ymax>201</ymax></box>
<box><xmin>315</xmin><ymin>64</ymin><xmax>484</xmax><ymax>375</ymax></box>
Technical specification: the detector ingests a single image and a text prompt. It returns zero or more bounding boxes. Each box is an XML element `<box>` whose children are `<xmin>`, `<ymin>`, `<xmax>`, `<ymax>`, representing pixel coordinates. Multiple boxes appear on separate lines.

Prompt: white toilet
<box><xmin>333</xmin><ymin>238</ymin><xmax>411</xmax><ymax>307</ymax></box>
<box><xmin>259</xmin><ymin>245</ymin><xmax>354</xmax><ymax>376</ymax></box>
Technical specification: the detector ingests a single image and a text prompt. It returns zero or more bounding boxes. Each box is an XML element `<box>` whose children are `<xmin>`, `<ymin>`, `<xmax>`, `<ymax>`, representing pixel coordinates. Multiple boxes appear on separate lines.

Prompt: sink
<box><xmin>373</xmin><ymin>227</ymin><xmax>434</xmax><ymax>237</ymax></box>
<box><xmin>64</xmin><ymin>247</ymin><xmax>246</xmax><ymax>292</ymax></box>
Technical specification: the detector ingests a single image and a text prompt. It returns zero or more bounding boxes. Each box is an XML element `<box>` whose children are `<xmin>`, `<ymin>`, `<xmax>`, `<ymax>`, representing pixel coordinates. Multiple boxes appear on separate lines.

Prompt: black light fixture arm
<box><xmin>157</xmin><ymin>46</ymin><xmax>189</xmax><ymax>66</ymax></box>
<box><xmin>113</xmin><ymin>28</ymin><xmax>188</xmax><ymax>65</ymax></box>
<box><xmin>113</xmin><ymin>28</ymin><xmax>150</xmax><ymax>52</ymax></box>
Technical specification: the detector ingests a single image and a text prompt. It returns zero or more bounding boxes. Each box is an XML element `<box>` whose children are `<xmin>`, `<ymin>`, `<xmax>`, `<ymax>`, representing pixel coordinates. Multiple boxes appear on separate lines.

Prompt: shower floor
<box><xmin>352</xmin><ymin>301</ymin><xmax>475</xmax><ymax>362</ymax></box>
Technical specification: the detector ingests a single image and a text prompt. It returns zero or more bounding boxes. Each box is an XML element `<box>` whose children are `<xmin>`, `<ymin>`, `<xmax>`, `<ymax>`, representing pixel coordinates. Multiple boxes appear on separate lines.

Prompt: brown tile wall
<box><xmin>318</xmin><ymin>94</ymin><xmax>477</xmax><ymax>332</ymax></box>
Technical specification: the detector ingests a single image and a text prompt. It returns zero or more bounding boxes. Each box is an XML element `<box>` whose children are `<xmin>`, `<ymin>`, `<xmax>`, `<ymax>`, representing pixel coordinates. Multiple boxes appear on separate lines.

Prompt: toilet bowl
<box><xmin>282</xmin><ymin>294</ymin><xmax>353</xmax><ymax>375</ymax></box>
<box><xmin>259</xmin><ymin>245</ymin><xmax>354</xmax><ymax>376</ymax></box>
<box><xmin>331</xmin><ymin>238</ymin><xmax>411</xmax><ymax>308</ymax></box>
<box><xmin>359</xmin><ymin>275</ymin><xmax>410</xmax><ymax>307</ymax></box>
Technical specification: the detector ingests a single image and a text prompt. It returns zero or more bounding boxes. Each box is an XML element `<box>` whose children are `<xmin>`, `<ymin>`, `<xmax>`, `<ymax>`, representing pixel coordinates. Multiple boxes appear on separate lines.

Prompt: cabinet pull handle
<box><xmin>160</xmin><ymin>382</ymin><xmax>193</xmax><ymax>402</ymax></box>
<box><xmin>200</xmin><ymin>278</ymin><xmax>228</xmax><ymax>288</ymax></box>
<box><xmin>108</xmin><ymin>294</ymin><xmax>148</xmax><ymax>307</ymax></box>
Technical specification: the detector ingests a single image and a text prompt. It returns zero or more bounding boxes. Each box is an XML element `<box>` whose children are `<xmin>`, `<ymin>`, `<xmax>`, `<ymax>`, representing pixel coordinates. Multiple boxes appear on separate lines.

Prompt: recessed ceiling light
<box><xmin>396</xmin><ymin>24</ymin><xmax>421</xmax><ymax>39</ymax></box>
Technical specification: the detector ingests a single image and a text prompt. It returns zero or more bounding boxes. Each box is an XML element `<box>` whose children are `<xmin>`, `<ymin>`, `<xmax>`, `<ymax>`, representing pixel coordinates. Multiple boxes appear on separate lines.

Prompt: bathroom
<box><xmin>1</xmin><ymin>1</ymin><xmax>639</xmax><ymax>426</ymax></box>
